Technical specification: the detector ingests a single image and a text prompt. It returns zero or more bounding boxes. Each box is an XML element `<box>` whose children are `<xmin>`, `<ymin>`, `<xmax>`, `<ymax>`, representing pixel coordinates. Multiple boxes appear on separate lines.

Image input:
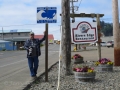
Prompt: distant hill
<box><xmin>100</xmin><ymin>21</ymin><xmax>113</xmax><ymax>36</ymax></box>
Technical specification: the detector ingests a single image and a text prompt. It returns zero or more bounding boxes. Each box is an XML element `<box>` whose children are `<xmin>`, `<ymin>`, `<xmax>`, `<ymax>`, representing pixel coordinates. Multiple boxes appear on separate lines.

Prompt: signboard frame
<box><xmin>37</xmin><ymin>7</ymin><xmax>57</xmax><ymax>23</ymax></box>
<box><xmin>71</xmin><ymin>21</ymin><xmax>98</xmax><ymax>44</ymax></box>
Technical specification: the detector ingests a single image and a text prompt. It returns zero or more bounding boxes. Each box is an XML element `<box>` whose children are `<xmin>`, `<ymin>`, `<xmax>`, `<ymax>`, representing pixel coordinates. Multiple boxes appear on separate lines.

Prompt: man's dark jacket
<box><xmin>24</xmin><ymin>35</ymin><xmax>45</xmax><ymax>57</ymax></box>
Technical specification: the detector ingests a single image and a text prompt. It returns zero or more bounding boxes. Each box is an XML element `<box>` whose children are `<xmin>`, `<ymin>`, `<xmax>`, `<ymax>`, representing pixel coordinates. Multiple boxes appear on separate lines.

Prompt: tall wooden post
<box><xmin>96</xmin><ymin>14</ymin><xmax>101</xmax><ymax>60</ymax></box>
<box><xmin>71</xmin><ymin>0</ymin><xmax>77</xmax><ymax>50</ymax></box>
<box><xmin>61</xmin><ymin>0</ymin><xmax>72</xmax><ymax>75</ymax></box>
<box><xmin>45</xmin><ymin>23</ymin><xmax>48</xmax><ymax>81</ymax></box>
<box><xmin>112</xmin><ymin>0</ymin><xmax>120</xmax><ymax>66</ymax></box>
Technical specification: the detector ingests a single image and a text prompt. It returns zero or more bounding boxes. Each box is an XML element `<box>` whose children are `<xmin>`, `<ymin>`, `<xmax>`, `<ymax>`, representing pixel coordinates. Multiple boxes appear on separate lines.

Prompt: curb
<box><xmin>22</xmin><ymin>61</ymin><xmax>59</xmax><ymax>90</ymax></box>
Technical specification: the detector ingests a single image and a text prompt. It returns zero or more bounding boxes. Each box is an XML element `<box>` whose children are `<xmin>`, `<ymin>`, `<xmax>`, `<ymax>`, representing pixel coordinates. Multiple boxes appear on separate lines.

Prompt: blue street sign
<box><xmin>37</xmin><ymin>7</ymin><xmax>57</xmax><ymax>23</ymax></box>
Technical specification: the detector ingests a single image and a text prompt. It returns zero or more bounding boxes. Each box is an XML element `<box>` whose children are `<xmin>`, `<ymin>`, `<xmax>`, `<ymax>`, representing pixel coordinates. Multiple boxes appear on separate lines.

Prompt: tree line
<box><xmin>100</xmin><ymin>21</ymin><xmax>113</xmax><ymax>36</ymax></box>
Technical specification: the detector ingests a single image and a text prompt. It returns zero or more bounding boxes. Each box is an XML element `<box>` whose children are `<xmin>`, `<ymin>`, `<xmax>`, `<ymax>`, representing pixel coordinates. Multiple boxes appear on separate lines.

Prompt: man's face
<box><xmin>30</xmin><ymin>34</ymin><xmax>34</xmax><ymax>39</ymax></box>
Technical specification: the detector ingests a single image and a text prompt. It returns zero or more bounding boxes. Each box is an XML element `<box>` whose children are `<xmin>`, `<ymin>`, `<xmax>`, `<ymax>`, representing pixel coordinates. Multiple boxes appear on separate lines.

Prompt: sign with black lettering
<box><xmin>71</xmin><ymin>21</ymin><xmax>98</xmax><ymax>43</ymax></box>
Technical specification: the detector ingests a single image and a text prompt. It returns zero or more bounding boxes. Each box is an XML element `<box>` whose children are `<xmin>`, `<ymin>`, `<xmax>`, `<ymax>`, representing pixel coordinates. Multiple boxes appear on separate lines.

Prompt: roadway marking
<box><xmin>0</xmin><ymin>66</ymin><xmax>28</xmax><ymax>82</ymax></box>
<box><xmin>0</xmin><ymin>54</ymin><xmax>26</xmax><ymax>60</ymax></box>
<box><xmin>0</xmin><ymin>59</ymin><xmax>27</xmax><ymax>68</ymax></box>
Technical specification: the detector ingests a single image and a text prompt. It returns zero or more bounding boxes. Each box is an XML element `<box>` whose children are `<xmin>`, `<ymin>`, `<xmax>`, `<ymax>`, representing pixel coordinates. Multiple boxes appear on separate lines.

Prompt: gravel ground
<box><xmin>27</xmin><ymin>61</ymin><xmax>120</xmax><ymax>90</ymax></box>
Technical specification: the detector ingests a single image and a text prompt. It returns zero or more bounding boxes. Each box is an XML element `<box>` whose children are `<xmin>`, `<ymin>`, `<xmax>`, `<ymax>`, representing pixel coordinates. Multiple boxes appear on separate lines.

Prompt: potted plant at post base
<box><xmin>73</xmin><ymin>65</ymin><xmax>96</xmax><ymax>83</ymax></box>
<box><xmin>72</xmin><ymin>54</ymin><xmax>84</xmax><ymax>64</ymax></box>
<box><xmin>95</xmin><ymin>58</ymin><xmax>113</xmax><ymax>72</ymax></box>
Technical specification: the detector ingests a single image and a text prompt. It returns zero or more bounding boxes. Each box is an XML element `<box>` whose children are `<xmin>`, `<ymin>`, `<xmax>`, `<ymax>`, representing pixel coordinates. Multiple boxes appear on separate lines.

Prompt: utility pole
<box><xmin>112</xmin><ymin>0</ymin><xmax>120</xmax><ymax>66</ymax></box>
<box><xmin>96</xmin><ymin>14</ymin><xmax>101</xmax><ymax>60</ymax></box>
<box><xmin>11</xmin><ymin>32</ymin><xmax>14</xmax><ymax>50</ymax></box>
<box><xmin>2</xmin><ymin>27</ymin><xmax>4</xmax><ymax>40</ymax></box>
<box><xmin>70</xmin><ymin>0</ymin><xmax>78</xmax><ymax>50</ymax></box>
<box><xmin>61</xmin><ymin>0</ymin><xmax>72</xmax><ymax>75</ymax></box>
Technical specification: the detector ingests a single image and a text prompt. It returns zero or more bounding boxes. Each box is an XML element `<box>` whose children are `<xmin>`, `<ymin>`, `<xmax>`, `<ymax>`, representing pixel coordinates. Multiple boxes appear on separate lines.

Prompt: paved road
<box><xmin>0</xmin><ymin>44</ymin><xmax>114</xmax><ymax>90</ymax></box>
<box><xmin>0</xmin><ymin>44</ymin><xmax>60</xmax><ymax>90</ymax></box>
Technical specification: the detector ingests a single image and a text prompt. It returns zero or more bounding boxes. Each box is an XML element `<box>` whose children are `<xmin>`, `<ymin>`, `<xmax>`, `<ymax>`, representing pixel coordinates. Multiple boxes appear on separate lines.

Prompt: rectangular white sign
<box><xmin>37</xmin><ymin>7</ymin><xmax>57</xmax><ymax>23</ymax></box>
<box><xmin>71</xmin><ymin>21</ymin><xmax>98</xmax><ymax>44</ymax></box>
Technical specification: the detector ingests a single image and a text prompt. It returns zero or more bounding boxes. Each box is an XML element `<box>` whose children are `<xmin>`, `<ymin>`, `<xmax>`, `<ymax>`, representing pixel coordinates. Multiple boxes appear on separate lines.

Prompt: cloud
<box><xmin>0</xmin><ymin>0</ymin><xmax>120</xmax><ymax>39</ymax></box>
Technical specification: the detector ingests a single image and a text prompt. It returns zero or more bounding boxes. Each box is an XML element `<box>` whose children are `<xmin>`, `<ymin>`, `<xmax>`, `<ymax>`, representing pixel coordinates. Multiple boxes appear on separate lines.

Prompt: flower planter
<box><xmin>74</xmin><ymin>57</ymin><xmax>84</xmax><ymax>64</ymax></box>
<box><xmin>97</xmin><ymin>64</ymin><xmax>113</xmax><ymax>72</ymax></box>
<box><xmin>74</xmin><ymin>72</ymin><xmax>96</xmax><ymax>83</ymax></box>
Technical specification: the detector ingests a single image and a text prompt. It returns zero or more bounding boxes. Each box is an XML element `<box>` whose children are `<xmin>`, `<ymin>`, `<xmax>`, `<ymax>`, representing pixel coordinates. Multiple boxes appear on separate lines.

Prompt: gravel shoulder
<box><xmin>26</xmin><ymin>61</ymin><xmax>120</xmax><ymax>90</ymax></box>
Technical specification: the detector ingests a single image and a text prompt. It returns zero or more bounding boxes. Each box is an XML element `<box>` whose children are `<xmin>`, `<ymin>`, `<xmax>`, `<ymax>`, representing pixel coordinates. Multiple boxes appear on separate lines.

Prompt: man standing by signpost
<box><xmin>24</xmin><ymin>31</ymin><xmax>46</xmax><ymax>79</ymax></box>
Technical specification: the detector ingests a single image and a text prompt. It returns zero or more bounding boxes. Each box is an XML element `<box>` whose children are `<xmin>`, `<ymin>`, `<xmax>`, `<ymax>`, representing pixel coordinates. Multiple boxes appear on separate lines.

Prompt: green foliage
<box><xmin>40</xmin><ymin>44</ymin><xmax>44</xmax><ymax>47</ymax></box>
<box><xmin>100</xmin><ymin>21</ymin><xmax>113</xmax><ymax>36</ymax></box>
<box><xmin>2</xmin><ymin>48</ymin><xmax>6</xmax><ymax>51</ymax></box>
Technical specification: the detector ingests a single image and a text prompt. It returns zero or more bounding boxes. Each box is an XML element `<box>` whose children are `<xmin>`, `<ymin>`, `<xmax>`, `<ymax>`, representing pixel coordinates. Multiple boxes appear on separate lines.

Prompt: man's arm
<box><xmin>39</xmin><ymin>31</ymin><xmax>46</xmax><ymax>43</ymax></box>
<box><xmin>24</xmin><ymin>40</ymin><xmax>29</xmax><ymax>50</ymax></box>
<box><xmin>39</xmin><ymin>34</ymin><xmax>46</xmax><ymax>43</ymax></box>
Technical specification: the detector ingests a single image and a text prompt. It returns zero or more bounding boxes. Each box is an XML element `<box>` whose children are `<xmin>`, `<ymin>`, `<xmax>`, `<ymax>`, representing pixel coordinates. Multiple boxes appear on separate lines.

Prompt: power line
<box><xmin>0</xmin><ymin>21</ymin><xmax>61</xmax><ymax>27</ymax></box>
<box><xmin>78</xmin><ymin>0</ymin><xmax>82</xmax><ymax>7</ymax></box>
<box><xmin>0</xmin><ymin>24</ymin><xmax>38</xmax><ymax>27</ymax></box>
<box><xmin>49</xmin><ymin>29</ymin><xmax>60</xmax><ymax>32</ymax></box>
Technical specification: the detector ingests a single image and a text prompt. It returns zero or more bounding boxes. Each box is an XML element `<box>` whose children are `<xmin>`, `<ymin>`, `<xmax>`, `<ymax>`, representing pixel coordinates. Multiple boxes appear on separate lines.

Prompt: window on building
<box><xmin>0</xmin><ymin>43</ymin><xmax>5</xmax><ymax>48</ymax></box>
<box><xmin>25</xmin><ymin>33</ymin><xmax>28</xmax><ymax>36</ymax></box>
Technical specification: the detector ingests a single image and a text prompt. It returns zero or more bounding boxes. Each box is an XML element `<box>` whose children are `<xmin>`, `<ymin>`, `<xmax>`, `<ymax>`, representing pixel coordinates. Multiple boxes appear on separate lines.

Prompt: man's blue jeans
<box><xmin>27</xmin><ymin>56</ymin><xmax>39</xmax><ymax>77</ymax></box>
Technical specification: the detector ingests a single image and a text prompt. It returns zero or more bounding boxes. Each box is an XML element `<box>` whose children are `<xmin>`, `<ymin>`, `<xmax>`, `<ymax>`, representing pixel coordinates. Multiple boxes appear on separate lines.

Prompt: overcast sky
<box><xmin>0</xmin><ymin>0</ymin><xmax>120</xmax><ymax>40</ymax></box>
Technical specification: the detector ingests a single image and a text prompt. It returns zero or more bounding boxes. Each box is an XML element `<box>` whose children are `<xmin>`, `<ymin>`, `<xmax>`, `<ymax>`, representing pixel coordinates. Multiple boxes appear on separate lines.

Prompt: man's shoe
<box><xmin>31</xmin><ymin>76</ymin><xmax>37</xmax><ymax>81</ymax></box>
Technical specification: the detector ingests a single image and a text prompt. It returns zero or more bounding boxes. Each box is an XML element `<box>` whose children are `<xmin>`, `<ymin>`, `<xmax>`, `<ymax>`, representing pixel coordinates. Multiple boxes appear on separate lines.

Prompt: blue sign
<box><xmin>10</xmin><ymin>30</ymin><xmax>17</xmax><ymax>33</ymax></box>
<box><xmin>37</xmin><ymin>7</ymin><xmax>57</xmax><ymax>23</ymax></box>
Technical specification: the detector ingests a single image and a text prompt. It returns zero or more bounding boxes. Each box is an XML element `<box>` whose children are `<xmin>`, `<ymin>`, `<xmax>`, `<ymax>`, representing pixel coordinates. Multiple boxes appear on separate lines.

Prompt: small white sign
<box><xmin>71</xmin><ymin>21</ymin><xmax>98</xmax><ymax>44</ymax></box>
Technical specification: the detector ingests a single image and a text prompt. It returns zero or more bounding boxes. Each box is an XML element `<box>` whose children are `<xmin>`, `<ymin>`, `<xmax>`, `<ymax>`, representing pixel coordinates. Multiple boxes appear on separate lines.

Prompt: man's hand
<box><xmin>44</xmin><ymin>31</ymin><xmax>46</xmax><ymax>35</ymax></box>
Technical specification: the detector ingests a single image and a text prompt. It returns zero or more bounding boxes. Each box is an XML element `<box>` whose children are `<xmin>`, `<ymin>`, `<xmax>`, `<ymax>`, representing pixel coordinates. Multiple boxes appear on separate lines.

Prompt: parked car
<box><xmin>96</xmin><ymin>42</ymin><xmax>107</xmax><ymax>47</ymax></box>
<box><xmin>89</xmin><ymin>42</ymin><xmax>96</xmax><ymax>46</ymax></box>
<box><xmin>19</xmin><ymin>46</ymin><xmax>24</xmax><ymax>50</ymax></box>
<box><xmin>101</xmin><ymin>42</ymin><xmax>107</xmax><ymax>47</ymax></box>
<box><xmin>106</xmin><ymin>41</ymin><xmax>114</xmax><ymax>48</ymax></box>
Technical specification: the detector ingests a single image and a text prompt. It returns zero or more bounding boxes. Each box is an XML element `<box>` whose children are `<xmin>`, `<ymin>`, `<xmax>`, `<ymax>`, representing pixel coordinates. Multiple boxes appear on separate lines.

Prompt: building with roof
<box><xmin>0</xmin><ymin>40</ymin><xmax>17</xmax><ymax>51</ymax></box>
<box><xmin>0</xmin><ymin>29</ymin><xmax>32</xmax><ymax>49</ymax></box>
<box><xmin>34</xmin><ymin>34</ymin><xmax>54</xmax><ymax>44</ymax></box>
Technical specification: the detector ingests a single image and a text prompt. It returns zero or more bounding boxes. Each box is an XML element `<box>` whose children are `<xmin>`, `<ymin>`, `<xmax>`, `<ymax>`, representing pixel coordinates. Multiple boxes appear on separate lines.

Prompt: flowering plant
<box><xmin>73</xmin><ymin>65</ymin><xmax>94</xmax><ymax>73</ymax></box>
<box><xmin>71</xmin><ymin>54</ymin><xmax>83</xmax><ymax>59</ymax></box>
<box><xmin>95</xmin><ymin>58</ymin><xmax>113</xmax><ymax>66</ymax></box>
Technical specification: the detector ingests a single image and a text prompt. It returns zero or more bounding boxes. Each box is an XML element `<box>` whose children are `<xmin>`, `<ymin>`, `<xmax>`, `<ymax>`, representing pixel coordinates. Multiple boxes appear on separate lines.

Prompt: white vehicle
<box><xmin>96</xmin><ymin>42</ymin><xmax>107</xmax><ymax>47</ymax></box>
<box><xmin>106</xmin><ymin>41</ymin><xmax>114</xmax><ymax>48</ymax></box>
<box><xmin>89</xmin><ymin>42</ymin><xmax>96</xmax><ymax>46</ymax></box>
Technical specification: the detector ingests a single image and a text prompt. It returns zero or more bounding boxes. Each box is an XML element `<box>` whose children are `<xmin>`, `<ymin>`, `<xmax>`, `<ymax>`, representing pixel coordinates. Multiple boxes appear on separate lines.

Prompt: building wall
<box><xmin>0</xmin><ymin>32</ymin><xmax>30</xmax><ymax>40</ymax></box>
<box><xmin>101</xmin><ymin>36</ymin><xmax>113</xmax><ymax>42</ymax></box>
<box><xmin>0</xmin><ymin>42</ymin><xmax>17</xmax><ymax>51</ymax></box>
<box><xmin>49</xmin><ymin>39</ymin><xmax>54</xmax><ymax>44</ymax></box>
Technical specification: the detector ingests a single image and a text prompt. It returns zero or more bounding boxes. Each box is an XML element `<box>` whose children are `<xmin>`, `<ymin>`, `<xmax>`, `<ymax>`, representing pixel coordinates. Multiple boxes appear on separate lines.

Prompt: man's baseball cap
<box><xmin>30</xmin><ymin>32</ymin><xmax>34</xmax><ymax>35</ymax></box>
